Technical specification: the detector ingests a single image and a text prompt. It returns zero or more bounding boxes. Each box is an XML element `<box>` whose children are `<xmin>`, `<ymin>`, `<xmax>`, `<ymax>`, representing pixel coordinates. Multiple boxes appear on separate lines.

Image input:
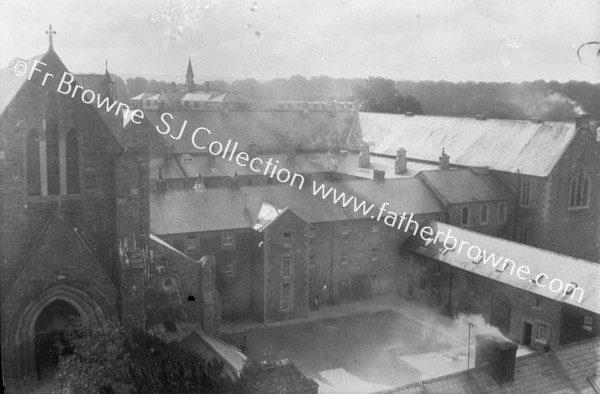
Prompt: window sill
<box><xmin>568</xmin><ymin>206</ymin><xmax>589</xmax><ymax>211</ymax></box>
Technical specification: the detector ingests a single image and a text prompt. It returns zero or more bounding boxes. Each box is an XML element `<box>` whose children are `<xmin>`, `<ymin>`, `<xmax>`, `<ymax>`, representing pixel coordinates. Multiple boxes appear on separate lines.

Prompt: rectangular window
<box><xmin>341</xmin><ymin>222</ymin><xmax>350</xmax><ymax>235</ymax></box>
<box><xmin>309</xmin><ymin>254</ymin><xmax>316</xmax><ymax>267</ymax></box>
<box><xmin>309</xmin><ymin>224</ymin><xmax>316</xmax><ymax>238</ymax></box>
<box><xmin>371</xmin><ymin>248</ymin><xmax>379</xmax><ymax>261</ymax></box>
<box><xmin>370</xmin><ymin>275</ymin><xmax>378</xmax><ymax>288</ymax></box>
<box><xmin>498</xmin><ymin>203</ymin><xmax>506</xmax><ymax>223</ymax></box>
<box><xmin>520</xmin><ymin>179</ymin><xmax>531</xmax><ymax>207</ymax></box>
<box><xmin>584</xmin><ymin>316</ymin><xmax>593</xmax><ymax>330</ymax></box>
<box><xmin>433</xmin><ymin>261</ymin><xmax>441</xmax><ymax>276</ymax></box>
<box><xmin>281</xmin><ymin>283</ymin><xmax>291</xmax><ymax>311</ymax></box>
<box><xmin>533</xmin><ymin>297</ymin><xmax>541</xmax><ymax>309</ymax></box>
<box><xmin>185</xmin><ymin>235</ymin><xmax>197</xmax><ymax>250</ymax></box>
<box><xmin>480</xmin><ymin>205</ymin><xmax>488</xmax><ymax>224</ymax></box>
<box><xmin>372</xmin><ymin>221</ymin><xmax>379</xmax><ymax>232</ymax></box>
<box><xmin>222</xmin><ymin>295</ymin><xmax>232</xmax><ymax>314</ymax></box>
<box><xmin>223</xmin><ymin>232</ymin><xmax>235</xmax><ymax>247</ymax></box>
<box><xmin>309</xmin><ymin>278</ymin><xmax>315</xmax><ymax>293</ymax></box>
<box><xmin>409</xmin><ymin>254</ymin><xmax>415</xmax><ymax>265</ymax></box>
<box><xmin>340</xmin><ymin>252</ymin><xmax>348</xmax><ymax>264</ymax></box>
<box><xmin>421</xmin><ymin>256</ymin><xmax>426</xmax><ymax>270</ymax></box>
<box><xmin>223</xmin><ymin>264</ymin><xmax>233</xmax><ymax>277</ymax></box>
<box><xmin>419</xmin><ymin>278</ymin><xmax>427</xmax><ymax>292</ymax></box>
<box><xmin>537</xmin><ymin>324</ymin><xmax>549</xmax><ymax>342</ymax></box>
<box><xmin>282</xmin><ymin>257</ymin><xmax>292</xmax><ymax>277</ymax></box>
<box><xmin>283</xmin><ymin>232</ymin><xmax>292</xmax><ymax>247</ymax></box>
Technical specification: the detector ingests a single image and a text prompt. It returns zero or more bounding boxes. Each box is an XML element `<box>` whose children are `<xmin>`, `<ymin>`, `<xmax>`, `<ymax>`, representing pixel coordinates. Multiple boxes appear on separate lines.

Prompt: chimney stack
<box><xmin>575</xmin><ymin>113</ymin><xmax>590</xmax><ymax>130</ymax></box>
<box><xmin>395</xmin><ymin>148</ymin><xmax>407</xmax><ymax>175</ymax></box>
<box><xmin>475</xmin><ymin>335</ymin><xmax>518</xmax><ymax>385</ymax></box>
<box><xmin>439</xmin><ymin>148</ymin><xmax>450</xmax><ymax>170</ymax></box>
<box><xmin>207</xmin><ymin>154</ymin><xmax>216</xmax><ymax>168</ymax></box>
<box><xmin>248</xmin><ymin>142</ymin><xmax>257</xmax><ymax>158</ymax></box>
<box><xmin>373</xmin><ymin>169</ymin><xmax>385</xmax><ymax>183</ymax></box>
<box><xmin>405</xmin><ymin>111</ymin><xmax>413</xmax><ymax>117</ymax></box>
<box><xmin>358</xmin><ymin>144</ymin><xmax>370</xmax><ymax>168</ymax></box>
<box><xmin>475</xmin><ymin>114</ymin><xmax>487</xmax><ymax>121</ymax></box>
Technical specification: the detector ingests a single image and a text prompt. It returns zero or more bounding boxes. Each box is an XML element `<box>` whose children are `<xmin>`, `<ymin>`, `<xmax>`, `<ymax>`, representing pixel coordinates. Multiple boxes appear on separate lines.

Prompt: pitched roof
<box><xmin>180</xmin><ymin>330</ymin><xmax>247</xmax><ymax>379</ymax></box>
<box><xmin>143</xmin><ymin>109</ymin><xmax>360</xmax><ymax>154</ymax></box>
<box><xmin>150</xmin><ymin>188</ymin><xmax>253</xmax><ymax>234</ymax></box>
<box><xmin>150</xmin><ymin>177</ymin><xmax>444</xmax><ymax>235</ymax></box>
<box><xmin>358</xmin><ymin>113</ymin><xmax>579</xmax><ymax>177</ymax></box>
<box><xmin>408</xmin><ymin>221</ymin><xmax>600</xmax><ymax>314</ymax></box>
<box><xmin>330</xmin><ymin>178</ymin><xmax>446</xmax><ymax>215</ymax></box>
<box><xmin>0</xmin><ymin>54</ymin><xmax>44</xmax><ymax>117</ymax></box>
<box><xmin>154</xmin><ymin>151</ymin><xmax>438</xmax><ymax>180</ymax></box>
<box><xmin>380</xmin><ymin>337</ymin><xmax>600</xmax><ymax>394</ymax></box>
<box><xmin>418</xmin><ymin>169</ymin><xmax>514</xmax><ymax>205</ymax></box>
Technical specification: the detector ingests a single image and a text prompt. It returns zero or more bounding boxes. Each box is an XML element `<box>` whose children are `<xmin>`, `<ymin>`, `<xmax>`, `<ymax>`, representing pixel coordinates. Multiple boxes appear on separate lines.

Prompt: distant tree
<box><xmin>205</xmin><ymin>80</ymin><xmax>231</xmax><ymax>93</ymax></box>
<box><xmin>354</xmin><ymin>77</ymin><xmax>423</xmax><ymax>114</ymax></box>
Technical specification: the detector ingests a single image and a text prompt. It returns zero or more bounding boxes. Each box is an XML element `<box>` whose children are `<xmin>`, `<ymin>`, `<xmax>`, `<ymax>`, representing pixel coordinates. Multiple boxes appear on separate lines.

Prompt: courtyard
<box><xmin>223</xmin><ymin>308</ymin><xmax>473</xmax><ymax>393</ymax></box>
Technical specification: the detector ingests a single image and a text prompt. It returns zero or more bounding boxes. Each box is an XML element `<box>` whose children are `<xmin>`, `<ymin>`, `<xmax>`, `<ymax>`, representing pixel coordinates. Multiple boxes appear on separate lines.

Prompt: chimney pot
<box><xmin>395</xmin><ymin>148</ymin><xmax>407</xmax><ymax>175</ymax></box>
<box><xmin>439</xmin><ymin>148</ymin><xmax>450</xmax><ymax>170</ymax></box>
<box><xmin>358</xmin><ymin>144</ymin><xmax>370</xmax><ymax>168</ymax></box>
<box><xmin>576</xmin><ymin>113</ymin><xmax>590</xmax><ymax>130</ymax></box>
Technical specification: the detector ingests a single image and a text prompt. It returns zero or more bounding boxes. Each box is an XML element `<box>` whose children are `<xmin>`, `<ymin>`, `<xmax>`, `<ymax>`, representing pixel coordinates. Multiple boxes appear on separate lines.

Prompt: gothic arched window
<box><xmin>45</xmin><ymin>92</ymin><xmax>60</xmax><ymax>195</ymax></box>
<box><xmin>66</xmin><ymin>128</ymin><xmax>79</xmax><ymax>194</ymax></box>
<box><xmin>569</xmin><ymin>165</ymin><xmax>590</xmax><ymax>209</ymax></box>
<box><xmin>46</xmin><ymin>122</ymin><xmax>60</xmax><ymax>195</ymax></box>
<box><xmin>461</xmin><ymin>206</ymin><xmax>469</xmax><ymax>226</ymax></box>
<box><xmin>26</xmin><ymin>129</ymin><xmax>41</xmax><ymax>195</ymax></box>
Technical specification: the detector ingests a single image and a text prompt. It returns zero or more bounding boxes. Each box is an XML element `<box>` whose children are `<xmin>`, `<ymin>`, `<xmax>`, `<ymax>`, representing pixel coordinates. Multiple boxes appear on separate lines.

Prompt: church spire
<box><xmin>185</xmin><ymin>57</ymin><xmax>195</xmax><ymax>92</ymax></box>
<box><xmin>45</xmin><ymin>24</ymin><xmax>56</xmax><ymax>50</ymax></box>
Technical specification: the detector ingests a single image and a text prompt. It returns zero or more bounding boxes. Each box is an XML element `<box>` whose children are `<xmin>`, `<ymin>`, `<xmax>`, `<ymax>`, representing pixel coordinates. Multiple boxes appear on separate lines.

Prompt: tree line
<box><xmin>118</xmin><ymin>74</ymin><xmax>600</xmax><ymax>121</ymax></box>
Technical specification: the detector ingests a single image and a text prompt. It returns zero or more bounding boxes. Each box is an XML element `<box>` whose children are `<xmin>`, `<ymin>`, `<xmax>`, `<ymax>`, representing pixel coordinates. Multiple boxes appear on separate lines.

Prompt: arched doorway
<box><xmin>490</xmin><ymin>293</ymin><xmax>512</xmax><ymax>336</ymax></box>
<box><xmin>34</xmin><ymin>300</ymin><xmax>80</xmax><ymax>379</ymax></box>
<box><xmin>2</xmin><ymin>283</ymin><xmax>117</xmax><ymax>384</ymax></box>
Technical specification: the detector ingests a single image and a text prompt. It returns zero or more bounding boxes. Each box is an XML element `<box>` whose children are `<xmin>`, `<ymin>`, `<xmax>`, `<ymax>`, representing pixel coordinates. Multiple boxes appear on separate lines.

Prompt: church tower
<box><xmin>185</xmin><ymin>57</ymin><xmax>195</xmax><ymax>92</ymax></box>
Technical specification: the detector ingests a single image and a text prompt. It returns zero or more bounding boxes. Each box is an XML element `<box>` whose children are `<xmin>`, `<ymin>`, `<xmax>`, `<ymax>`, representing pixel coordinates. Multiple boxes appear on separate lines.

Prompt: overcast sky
<box><xmin>1</xmin><ymin>0</ymin><xmax>599</xmax><ymax>82</ymax></box>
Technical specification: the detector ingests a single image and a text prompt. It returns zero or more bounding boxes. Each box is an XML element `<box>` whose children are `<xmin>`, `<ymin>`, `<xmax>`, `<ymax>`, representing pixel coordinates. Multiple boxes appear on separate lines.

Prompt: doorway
<box><xmin>34</xmin><ymin>300</ymin><xmax>80</xmax><ymax>379</ymax></box>
<box><xmin>522</xmin><ymin>322</ymin><xmax>533</xmax><ymax>346</ymax></box>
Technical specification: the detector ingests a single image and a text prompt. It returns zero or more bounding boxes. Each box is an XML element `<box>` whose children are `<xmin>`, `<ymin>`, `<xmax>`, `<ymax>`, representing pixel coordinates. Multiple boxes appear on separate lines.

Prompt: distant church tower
<box><xmin>185</xmin><ymin>57</ymin><xmax>196</xmax><ymax>92</ymax></box>
<box><xmin>100</xmin><ymin>60</ymin><xmax>117</xmax><ymax>101</ymax></box>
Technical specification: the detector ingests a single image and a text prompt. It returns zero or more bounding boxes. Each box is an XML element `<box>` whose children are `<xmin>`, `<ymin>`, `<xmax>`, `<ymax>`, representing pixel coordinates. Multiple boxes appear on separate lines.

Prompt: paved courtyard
<box><xmin>223</xmin><ymin>309</ymin><xmax>471</xmax><ymax>393</ymax></box>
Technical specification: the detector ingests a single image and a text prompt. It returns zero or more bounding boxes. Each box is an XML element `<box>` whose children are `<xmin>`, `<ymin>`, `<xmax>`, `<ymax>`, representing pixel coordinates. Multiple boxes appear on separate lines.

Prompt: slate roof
<box><xmin>380</xmin><ymin>337</ymin><xmax>600</xmax><ymax>393</ymax></box>
<box><xmin>180</xmin><ymin>330</ymin><xmax>247</xmax><ymax>379</ymax></box>
<box><xmin>408</xmin><ymin>221</ymin><xmax>600</xmax><ymax>314</ymax></box>
<box><xmin>151</xmin><ymin>151</ymin><xmax>438</xmax><ymax>180</ymax></box>
<box><xmin>418</xmin><ymin>169</ymin><xmax>514</xmax><ymax>205</ymax></box>
<box><xmin>150</xmin><ymin>177</ymin><xmax>445</xmax><ymax>235</ymax></box>
<box><xmin>358</xmin><ymin>113</ymin><xmax>579</xmax><ymax>177</ymax></box>
<box><xmin>142</xmin><ymin>109</ymin><xmax>360</xmax><ymax>154</ymax></box>
<box><xmin>0</xmin><ymin>54</ymin><xmax>44</xmax><ymax>117</ymax></box>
